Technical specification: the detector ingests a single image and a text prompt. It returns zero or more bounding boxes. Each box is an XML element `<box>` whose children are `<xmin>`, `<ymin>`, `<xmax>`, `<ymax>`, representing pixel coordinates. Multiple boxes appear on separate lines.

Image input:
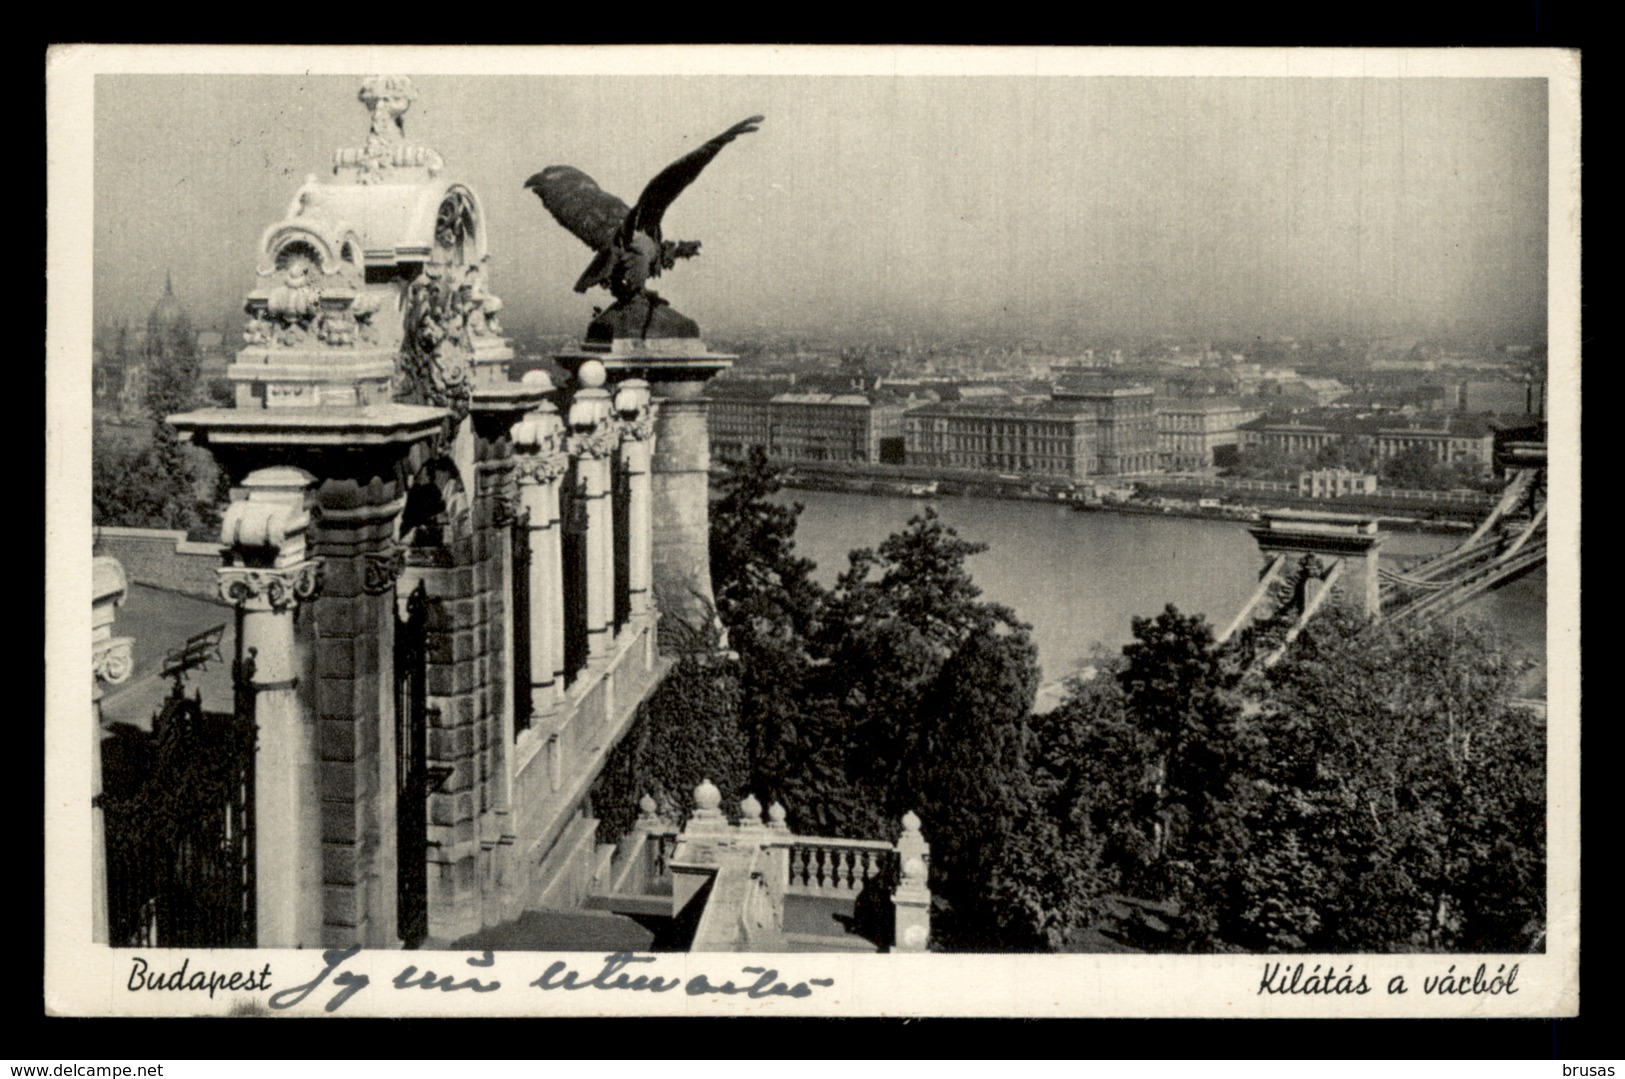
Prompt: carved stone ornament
<box><xmin>490</xmin><ymin>495</ymin><xmax>517</xmax><ymax>528</ymax></box>
<box><xmin>514</xmin><ymin>448</ymin><xmax>569</xmax><ymax>486</ymax></box>
<box><xmin>337</xmin><ymin>76</ymin><xmax>445</xmax><ymax>184</ymax></box>
<box><xmin>93</xmin><ymin>637</ymin><xmax>134</xmax><ymax>686</ymax></box>
<box><xmin>566</xmin><ymin>422</ymin><xmax>622</xmax><ymax>461</ymax></box>
<box><xmin>397</xmin><ymin>270</ymin><xmax>473</xmax><ymax>421</ymax></box>
<box><xmin>618</xmin><ymin>408</ymin><xmax>656</xmax><ymax>444</ymax></box>
<box><xmin>218</xmin><ymin>561</ymin><xmax>324</xmax><ymax>610</ymax></box>
<box><xmin>362</xmin><ymin>547</ymin><xmax>407</xmax><ymax>595</ymax></box>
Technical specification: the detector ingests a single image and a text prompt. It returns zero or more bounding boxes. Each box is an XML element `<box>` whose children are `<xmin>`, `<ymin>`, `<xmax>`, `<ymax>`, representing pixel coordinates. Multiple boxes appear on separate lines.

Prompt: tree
<box><xmin>1227</xmin><ymin>442</ymin><xmax>1304</xmax><ymax>481</ymax></box>
<box><xmin>707</xmin><ymin>449</ymin><xmax>833</xmax><ymax>811</ymax></box>
<box><xmin>1312</xmin><ymin>436</ymin><xmax>1374</xmax><ymax>473</ymax></box>
<box><xmin>812</xmin><ymin>508</ymin><xmax>1032</xmax><ymax>827</ymax></box>
<box><xmin>1241</xmin><ymin>603</ymin><xmax>1545</xmax><ymax>952</ymax></box>
<box><xmin>709</xmin><ymin>447</ymin><xmax>822</xmax><ymax>641</ymax></box>
<box><xmin>1381</xmin><ymin>444</ymin><xmax>1451</xmax><ymax>490</ymax></box>
<box><xmin>93</xmin><ymin>300</ymin><xmax>221</xmax><ymax>538</ymax></box>
<box><xmin>909</xmin><ymin>628</ymin><xmax>1043</xmax><ymax>949</ymax></box>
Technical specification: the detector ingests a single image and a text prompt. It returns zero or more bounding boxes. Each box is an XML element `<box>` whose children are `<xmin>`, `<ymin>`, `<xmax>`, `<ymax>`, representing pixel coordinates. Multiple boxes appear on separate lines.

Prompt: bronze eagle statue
<box><xmin>524</xmin><ymin>115</ymin><xmax>764</xmax><ymax>305</ymax></box>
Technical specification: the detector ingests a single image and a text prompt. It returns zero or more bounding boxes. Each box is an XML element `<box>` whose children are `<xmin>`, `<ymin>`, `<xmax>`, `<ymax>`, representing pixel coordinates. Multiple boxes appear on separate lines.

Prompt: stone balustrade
<box><xmin>607</xmin><ymin>784</ymin><xmax>934</xmax><ymax>952</ymax></box>
<box><xmin>778</xmin><ymin>837</ymin><xmax>898</xmax><ymax>898</ymax></box>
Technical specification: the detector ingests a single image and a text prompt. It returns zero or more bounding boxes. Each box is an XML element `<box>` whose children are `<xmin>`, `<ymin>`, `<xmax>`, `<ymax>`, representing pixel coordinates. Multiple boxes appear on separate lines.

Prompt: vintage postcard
<box><xmin>46</xmin><ymin>45</ymin><xmax>1579</xmax><ymax>1017</ymax></box>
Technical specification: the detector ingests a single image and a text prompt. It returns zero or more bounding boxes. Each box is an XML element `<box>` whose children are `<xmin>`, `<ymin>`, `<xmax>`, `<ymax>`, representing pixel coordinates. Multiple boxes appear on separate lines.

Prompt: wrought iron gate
<box><xmin>395</xmin><ymin>581</ymin><xmax>430</xmax><ymax>948</ymax></box>
<box><xmin>99</xmin><ymin>654</ymin><xmax>257</xmax><ymax>948</ymax></box>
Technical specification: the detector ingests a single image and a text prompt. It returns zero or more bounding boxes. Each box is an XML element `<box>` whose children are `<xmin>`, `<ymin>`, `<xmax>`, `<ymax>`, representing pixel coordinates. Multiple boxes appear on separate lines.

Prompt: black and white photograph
<box><xmin>45</xmin><ymin>46</ymin><xmax>1579</xmax><ymax>1018</ymax></box>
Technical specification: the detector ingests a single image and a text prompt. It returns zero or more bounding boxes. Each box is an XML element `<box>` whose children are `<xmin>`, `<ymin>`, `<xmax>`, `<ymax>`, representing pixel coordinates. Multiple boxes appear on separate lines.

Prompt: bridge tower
<box><xmin>1246</xmin><ymin>511</ymin><xmax>1384</xmax><ymax>618</ymax></box>
<box><xmin>1218</xmin><ymin>509</ymin><xmax>1386</xmax><ymax>650</ymax></box>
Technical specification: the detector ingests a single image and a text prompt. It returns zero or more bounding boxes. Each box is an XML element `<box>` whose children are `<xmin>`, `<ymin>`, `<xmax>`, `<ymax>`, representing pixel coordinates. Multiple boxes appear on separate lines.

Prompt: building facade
<box><xmin>902</xmin><ymin>399</ymin><xmax>1099</xmax><ymax>480</ymax></box>
<box><xmin>709</xmin><ymin>385</ymin><xmax>906</xmax><ymax>465</ymax></box>
<box><xmin>1157</xmin><ymin>397</ymin><xmax>1266</xmax><ymax>471</ymax></box>
<box><xmin>1240</xmin><ymin>411</ymin><xmax>1497</xmax><ymax>475</ymax></box>
<box><xmin>1299</xmin><ymin>468</ymin><xmax>1379</xmax><ymax>498</ymax></box>
<box><xmin>1050</xmin><ymin>384</ymin><xmax>1159</xmax><ymax>475</ymax></box>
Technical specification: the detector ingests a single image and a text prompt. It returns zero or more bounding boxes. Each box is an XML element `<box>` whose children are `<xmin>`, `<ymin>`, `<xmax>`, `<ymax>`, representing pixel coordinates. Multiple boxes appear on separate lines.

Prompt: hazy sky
<box><xmin>92</xmin><ymin>72</ymin><xmax>1549</xmax><ymax>342</ymax></box>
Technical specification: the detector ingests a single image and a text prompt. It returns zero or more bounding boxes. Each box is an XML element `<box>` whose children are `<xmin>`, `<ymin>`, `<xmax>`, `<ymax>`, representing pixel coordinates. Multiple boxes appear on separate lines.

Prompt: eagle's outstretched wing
<box><xmin>625</xmin><ymin>116</ymin><xmax>764</xmax><ymax>240</ymax></box>
<box><xmin>525</xmin><ymin>166</ymin><xmax>631</xmax><ymax>252</ymax></box>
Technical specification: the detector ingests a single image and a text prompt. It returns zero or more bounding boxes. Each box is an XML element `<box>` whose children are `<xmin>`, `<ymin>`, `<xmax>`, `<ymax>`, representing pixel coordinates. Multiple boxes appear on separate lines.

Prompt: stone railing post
<box><xmin>892</xmin><ymin>810</ymin><xmax>931</xmax><ymax>953</ymax></box>
<box><xmin>511</xmin><ymin>388</ymin><xmax>568</xmax><ymax>715</ymax></box>
<box><xmin>216</xmin><ymin>466</ymin><xmax>324</xmax><ymax>949</ymax></box>
<box><xmin>91</xmin><ymin>556</ymin><xmax>133</xmax><ymax>945</ymax></box>
<box><xmin>614</xmin><ymin>379</ymin><xmax>656</xmax><ymax>620</ymax></box>
<box><xmin>566</xmin><ymin>360</ymin><xmax>617</xmax><ymax>659</ymax></box>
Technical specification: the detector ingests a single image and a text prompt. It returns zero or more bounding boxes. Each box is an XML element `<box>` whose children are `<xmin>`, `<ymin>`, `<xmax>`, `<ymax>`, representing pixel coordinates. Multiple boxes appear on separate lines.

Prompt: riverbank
<box><xmin>746</xmin><ymin>464</ymin><xmax>1477</xmax><ymax>535</ymax></box>
<box><xmin>773</xmin><ymin>487</ymin><xmax>1545</xmax><ymax>715</ymax></box>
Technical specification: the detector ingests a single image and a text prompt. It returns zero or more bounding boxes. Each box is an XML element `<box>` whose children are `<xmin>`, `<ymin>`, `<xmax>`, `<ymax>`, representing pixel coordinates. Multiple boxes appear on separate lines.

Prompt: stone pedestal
<box><xmin>892</xmin><ymin>811</ymin><xmax>932</xmax><ymax>953</ymax></box>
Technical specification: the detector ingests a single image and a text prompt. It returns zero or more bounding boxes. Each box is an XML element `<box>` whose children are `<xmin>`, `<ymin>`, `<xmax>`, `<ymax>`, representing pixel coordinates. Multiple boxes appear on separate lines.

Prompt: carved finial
<box><xmin>337</xmin><ymin>76</ymin><xmax>442</xmax><ymax>182</ymax></box>
<box><xmin>694</xmin><ymin>778</ymin><xmax>721</xmax><ymax>812</ymax></box>
<box><xmin>766</xmin><ymin>800</ymin><xmax>788</xmax><ymax>832</ymax></box>
<box><xmin>358</xmin><ymin>75</ymin><xmax>418</xmax><ymax>144</ymax></box>
<box><xmin>740</xmin><ymin>794</ymin><xmax>763</xmax><ymax>824</ymax></box>
<box><xmin>902</xmin><ymin>810</ymin><xmax>922</xmax><ymax>835</ymax></box>
<box><xmin>638</xmin><ymin>793</ymin><xmax>657</xmax><ymax>818</ymax></box>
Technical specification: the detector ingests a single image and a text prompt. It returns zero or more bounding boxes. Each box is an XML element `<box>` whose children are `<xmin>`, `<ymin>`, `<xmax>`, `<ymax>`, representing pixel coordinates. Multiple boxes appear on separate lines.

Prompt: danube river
<box><xmin>777</xmin><ymin>489</ymin><xmax>1547</xmax><ymax>709</ymax></box>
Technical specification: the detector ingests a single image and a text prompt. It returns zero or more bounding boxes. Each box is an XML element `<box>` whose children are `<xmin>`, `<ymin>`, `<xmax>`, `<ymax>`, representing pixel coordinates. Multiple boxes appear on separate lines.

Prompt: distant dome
<box><xmin>147</xmin><ymin>271</ymin><xmax>184</xmax><ymax>330</ymax></box>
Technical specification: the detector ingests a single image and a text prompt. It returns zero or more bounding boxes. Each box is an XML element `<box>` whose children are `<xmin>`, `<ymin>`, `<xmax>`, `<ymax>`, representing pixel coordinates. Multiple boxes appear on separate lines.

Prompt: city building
<box><xmin>92</xmin><ymin>77</ymin><xmax>928</xmax><ymax>957</ymax></box>
<box><xmin>1299</xmin><ymin>468</ymin><xmax>1379</xmax><ymax>498</ymax></box>
<box><xmin>1157</xmin><ymin>397</ymin><xmax>1267</xmax><ymax>471</ymax></box>
<box><xmin>1049</xmin><ymin>384</ymin><xmax>1159</xmax><ymax>475</ymax></box>
<box><xmin>709</xmin><ymin>382</ymin><xmax>907</xmax><ymax>465</ymax></box>
<box><xmin>1239</xmin><ymin>410</ymin><xmax>1497</xmax><ymax>475</ymax></box>
<box><xmin>902</xmin><ymin>398</ymin><xmax>1100</xmax><ymax>481</ymax></box>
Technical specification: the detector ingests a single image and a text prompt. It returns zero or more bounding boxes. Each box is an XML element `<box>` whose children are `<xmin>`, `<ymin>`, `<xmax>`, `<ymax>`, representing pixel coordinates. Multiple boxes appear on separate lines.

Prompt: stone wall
<box><xmin>92</xmin><ymin>527</ymin><xmax>223</xmax><ymax>600</ymax></box>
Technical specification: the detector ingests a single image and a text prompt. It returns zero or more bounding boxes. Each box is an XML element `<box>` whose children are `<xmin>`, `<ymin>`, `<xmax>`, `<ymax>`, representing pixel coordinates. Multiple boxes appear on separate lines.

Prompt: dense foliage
<box><xmin>1228</xmin><ymin>440</ymin><xmax>1494</xmax><ymax>492</ymax></box>
<box><xmin>625</xmin><ymin>449</ymin><xmax>1545</xmax><ymax>954</ymax></box>
<box><xmin>92</xmin><ymin>312</ymin><xmax>226</xmax><ymax>539</ymax></box>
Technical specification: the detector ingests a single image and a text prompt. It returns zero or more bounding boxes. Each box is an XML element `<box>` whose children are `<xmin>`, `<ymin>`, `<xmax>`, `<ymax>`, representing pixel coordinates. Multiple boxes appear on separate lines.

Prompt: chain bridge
<box><xmin>1219</xmin><ymin>439</ymin><xmax>1547</xmax><ymax>668</ymax></box>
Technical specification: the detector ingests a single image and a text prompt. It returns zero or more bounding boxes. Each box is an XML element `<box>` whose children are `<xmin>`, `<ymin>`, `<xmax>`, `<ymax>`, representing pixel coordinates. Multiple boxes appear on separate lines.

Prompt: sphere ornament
<box><xmin>578</xmin><ymin>359</ymin><xmax>607</xmax><ymax>389</ymax></box>
<box><xmin>693</xmin><ymin>777</ymin><xmax>721</xmax><ymax>812</ymax></box>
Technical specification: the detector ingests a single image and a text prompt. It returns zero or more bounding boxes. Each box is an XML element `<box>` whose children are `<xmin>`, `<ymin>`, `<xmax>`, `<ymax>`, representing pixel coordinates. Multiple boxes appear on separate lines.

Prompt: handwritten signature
<box><xmin>266</xmin><ymin>948</ymin><xmax>834</xmax><ymax>1013</ymax></box>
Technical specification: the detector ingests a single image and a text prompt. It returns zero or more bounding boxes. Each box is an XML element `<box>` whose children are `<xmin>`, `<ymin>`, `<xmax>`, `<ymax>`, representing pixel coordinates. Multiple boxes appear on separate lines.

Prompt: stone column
<box><xmin>566</xmin><ymin>361</ymin><xmax>618</xmax><ymax>660</ymax></box>
<box><xmin>614</xmin><ymin>379</ymin><xmax>656</xmax><ymax>620</ymax></box>
<box><xmin>216</xmin><ymin>467</ymin><xmax>324</xmax><ymax>949</ymax></box>
<box><xmin>511</xmin><ymin>402</ymin><xmax>569</xmax><ymax>715</ymax></box>
<box><xmin>647</xmin><ymin>380</ymin><xmax>718</xmax><ymax>635</ymax></box>
<box><xmin>91</xmin><ymin>557</ymin><xmax>133</xmax><ymax>946</ymax></box>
